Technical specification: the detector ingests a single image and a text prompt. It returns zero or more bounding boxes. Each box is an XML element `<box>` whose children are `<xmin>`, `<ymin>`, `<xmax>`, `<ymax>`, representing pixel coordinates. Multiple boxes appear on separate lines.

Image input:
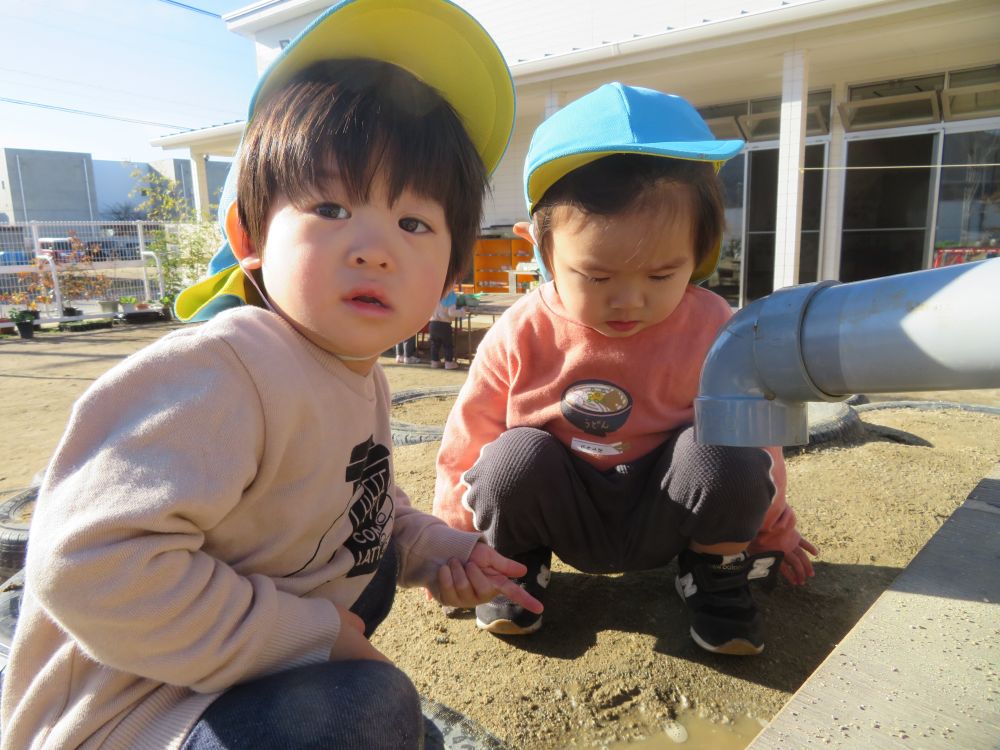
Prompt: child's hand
<box><xmin>328</xmin><ymin>605</ymin><xmax>391</xmax><ymax>664</ymax></box>
<box><xmin>435</xmin><ymin>542</ymin><xmax>545</xmax><ymax>614</ymax></box>
<box><xmin>781</xmin><ymin>536</ymin><xmax>819</xmax><ymax>586</ymax></box>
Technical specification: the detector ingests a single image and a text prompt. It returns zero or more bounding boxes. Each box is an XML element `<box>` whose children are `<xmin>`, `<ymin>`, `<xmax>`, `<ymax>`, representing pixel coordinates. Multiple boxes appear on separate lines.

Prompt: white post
<box><xmin>819</xmin><ymin>81</ymin><xmax>847</xmax><ymax>281</ymax></box>
<box><xmin>38</xmin><ymin>254</ymin><xmax>62</xmax><ymax>314</ymax></box>
<box><xmin>142</xmin><ymin>250</ymin><xmax>166</xmax><ymax>299</ymax></box>
<box><xmin>773</xmin><ymin>49</ymin><xmax>809</xmax><ymax>291</ymax></box>
<box><xmin>190</xmin><ymin>153</ymin><xmax>212</xmax><ymax>220</ymax></box>
<box><xmin>544</xmin><ymin>91</ymin><xmax>561</xmax><ymax>120</ymax></box>
<box><xmin>29</xmin><ymin>221</ymin><xmax>40</xmax><ymax>254</ymax></box>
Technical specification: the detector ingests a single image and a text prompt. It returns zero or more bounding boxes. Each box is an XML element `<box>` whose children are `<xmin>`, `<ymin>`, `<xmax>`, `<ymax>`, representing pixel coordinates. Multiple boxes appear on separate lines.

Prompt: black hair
<box><xmin>237</xmin><ymin>58</ymin><xmax>489</xmax><ymax>289</ymax></box>
<box><xmin>531</xmin><ymin>154</ymin><xmax>724</xmax><ymax>275</ymax></box>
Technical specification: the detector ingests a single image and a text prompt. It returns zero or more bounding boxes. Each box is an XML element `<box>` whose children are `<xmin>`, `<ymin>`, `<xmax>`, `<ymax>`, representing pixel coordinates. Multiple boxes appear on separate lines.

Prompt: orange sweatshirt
<box><xmin>1</xmin><ymin>306</ymin><xmax>480</xmax><ymax>750</ymax></box>
<box><xmin>433</xmin><ymin>282</ymin><xmax>799</xmax><ymax>556</ymax></box>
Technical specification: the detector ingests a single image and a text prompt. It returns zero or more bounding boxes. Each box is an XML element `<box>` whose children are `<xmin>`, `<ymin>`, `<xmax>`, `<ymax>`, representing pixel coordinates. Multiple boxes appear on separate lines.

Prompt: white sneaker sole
<box><xmin>689</xmin><ymin>628</ymin><xmax>764</xmax><ymax>656</ymax></box>
<box><xmin>475</xmin><ymin>616</ymin><xmax>543</xmax><ymax>635</ymax></box>
<box><xmin>675</xmin><ymin>576</ymin><xmax>764</xmax><ymax>656</ymax></box>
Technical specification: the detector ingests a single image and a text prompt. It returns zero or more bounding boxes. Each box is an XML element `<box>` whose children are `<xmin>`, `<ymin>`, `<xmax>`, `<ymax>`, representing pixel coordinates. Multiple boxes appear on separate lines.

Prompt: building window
<box><xmin>933</xmin><ymin>128</ymin><xmax>1000</xmax><ymax>267</ymax></box>
<box><xmin>698</xmin><ymin>92</ymin><xmax>832</xmax><ymax>142</ymax></box>
<box><xmin>738</xmin><ymin>91</ymin><xmax>831</xmax><ymax>141</ymax></box>
<box><xmin>703</xmin><ymin>155</ymin><xmax>745</xmax><ymax>305</ymax></box>
<box><xmin>840</xmin><ymin>74</ymin><xmax>945</xmax><ymax>131</ymax></box>
<box><xmin>840</xmin><ymin>134</ymin><xmax>936</xmax><ymax>281</ymax></box>
<box><xmin>744</xmin><ymin>144</ymin><xmax>825</xmax><ymax>301</ymax></box>
<box><xmin>948</xmin><ymin>64</ymin><xmax>1000</xmax><ymax>88</ymax></box>
<box><xmin>698</xmin><ymin>101</ymin><xmax>747</xmax><ymax>141</ymax></box>
<box><xmin>942</xmin><ymin>65</ymin><xmax>1000</xmax><ymax>122</ymax></box>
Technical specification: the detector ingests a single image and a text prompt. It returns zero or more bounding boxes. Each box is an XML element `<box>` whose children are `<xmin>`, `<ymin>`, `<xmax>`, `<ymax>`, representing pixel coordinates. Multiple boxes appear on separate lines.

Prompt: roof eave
<box><xmin>510</xmin><ymin>0</ymin><xmax>948</xmax><ymax>85</ymax></box>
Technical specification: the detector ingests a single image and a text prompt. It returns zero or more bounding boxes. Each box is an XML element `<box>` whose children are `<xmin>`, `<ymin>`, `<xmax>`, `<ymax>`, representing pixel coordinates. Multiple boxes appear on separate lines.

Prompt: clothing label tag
<box><xmin>571</xmin><ymin>437</ymin><xmax>625</xmax><ymax>457</ymax></box>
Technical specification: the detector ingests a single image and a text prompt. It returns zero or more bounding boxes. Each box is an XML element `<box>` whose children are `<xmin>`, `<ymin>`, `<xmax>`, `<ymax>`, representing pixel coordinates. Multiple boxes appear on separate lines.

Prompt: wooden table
<box><xmin>457</xmin><ymin>293</ymin><xmax>522</xmax><ymax>360</ymax></box>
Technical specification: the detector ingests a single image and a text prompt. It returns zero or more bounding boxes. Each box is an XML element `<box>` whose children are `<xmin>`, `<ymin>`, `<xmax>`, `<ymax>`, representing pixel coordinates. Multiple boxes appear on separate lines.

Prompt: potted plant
<box><xmin>119</xmin><ymin>295</ymin><xmax>137</xmax><ymax>313</ymax></box>
<box><xmin>159</xmin><ymin>293</ymin><xmax>175</xmax><ymax>321</ymax></box>
<box><xmin>10</xmin><ymin>309</ymin><xmax>37</xmax><ymax>339</ymax></box>
<box><xmin>135</xmin><ymin>301</ymin><xmax>150</xmax><ymax>311</ymax></box>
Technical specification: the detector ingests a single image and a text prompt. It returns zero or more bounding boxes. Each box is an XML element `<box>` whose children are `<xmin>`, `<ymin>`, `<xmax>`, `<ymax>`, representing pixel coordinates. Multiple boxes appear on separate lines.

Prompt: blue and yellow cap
<box><xmin>524</xmin><ymin>83</ymin><xmax>744</xmax><ymax>284</ymax></box>
<box><xmin>175</xmin><ymin>0</ymin><xmax>515</xmax><ymax>323</ymax></box>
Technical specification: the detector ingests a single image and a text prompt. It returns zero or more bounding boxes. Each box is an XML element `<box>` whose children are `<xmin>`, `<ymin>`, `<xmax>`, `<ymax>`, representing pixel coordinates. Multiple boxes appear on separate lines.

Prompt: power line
<box><xmin>0</xmin><ymin>97</ymin><xmax>191</xmax><ymax>130</ymax></box>
<box><xmin>153</xmin><ymin>0</ymin><xmax>222</xmax><ymax>18</ymax></box>
<box><xmin>0</xmin><ymin>66</ymin><xmax>243</xmax><ymax>119</ymax></box>
<box><xmin>803</xmin><ymin>163</ymin><xmax>1000</xmax><ymax>171</ymax></box>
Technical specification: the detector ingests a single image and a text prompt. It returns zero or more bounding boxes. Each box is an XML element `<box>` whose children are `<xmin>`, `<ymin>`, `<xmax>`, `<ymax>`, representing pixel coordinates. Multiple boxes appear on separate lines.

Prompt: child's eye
<box><xmin>649</xmin><ymin>273</ymin><xmax>675</xmax><ymax>281</ymax></box>
<box><xmin>314</xmin><ymin>203</ymin><xmax>350</xmax><ymax>220</ymax></box>
<box><xmin>586</xmin><ymin>276</ymin><xmax>610</xmax><ymax>284</ymax></box>
<box><xmin>399</xmin><ymin>217</ymin><xmax>430</xmax><ymax>234</ymax></box>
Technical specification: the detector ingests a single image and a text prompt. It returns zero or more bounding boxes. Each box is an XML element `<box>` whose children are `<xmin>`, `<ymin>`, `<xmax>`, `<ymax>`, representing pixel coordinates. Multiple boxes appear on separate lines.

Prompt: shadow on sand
<box><xmin>477</xmin><ymin>559</ymin><xmax>902</xmax><ymax>695</ymax></box>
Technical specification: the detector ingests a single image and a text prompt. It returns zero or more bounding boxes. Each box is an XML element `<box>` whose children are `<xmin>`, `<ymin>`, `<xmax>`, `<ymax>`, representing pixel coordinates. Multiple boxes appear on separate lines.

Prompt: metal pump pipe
<box><xmin>695</xmin><ymin>258</ymin><xmax>1000</xmax><ymax>447</ymax></box>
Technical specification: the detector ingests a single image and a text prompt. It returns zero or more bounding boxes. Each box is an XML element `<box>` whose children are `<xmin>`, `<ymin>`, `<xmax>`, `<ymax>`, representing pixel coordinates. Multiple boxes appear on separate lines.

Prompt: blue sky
<box><xmin>2</xmin><ymin>0</ymin><xmax>259</xmax><ymax>164</ymax></box>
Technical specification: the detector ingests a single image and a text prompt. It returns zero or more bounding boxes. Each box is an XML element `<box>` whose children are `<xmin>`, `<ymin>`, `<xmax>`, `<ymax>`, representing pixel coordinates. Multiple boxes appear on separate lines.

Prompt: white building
<box><xmin>154</xmin><ymin>0</ymin><xmax>1000</xmax><ymax>306</ymax></box>
<box><xmin>0</xmin><ymin>149</ymin><xmax>230</xmax><ymax>223</ymax></box>
<box><xmin>0</xmin><ymin>148</ymin><xmax>99</xmax><ymax>223</ymax></box>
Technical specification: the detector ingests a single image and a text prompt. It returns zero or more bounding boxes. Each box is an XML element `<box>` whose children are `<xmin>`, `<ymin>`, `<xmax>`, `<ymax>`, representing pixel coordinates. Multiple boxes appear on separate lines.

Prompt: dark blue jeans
<box><xmin>181</xmin><ymin>542</ymin><xmax>423</xmax><ymax>750</ymax></box>
<box><xmin>428</xmin><ymin>321</ymin><xmax>454</xmax><ymax>362</ymax></box>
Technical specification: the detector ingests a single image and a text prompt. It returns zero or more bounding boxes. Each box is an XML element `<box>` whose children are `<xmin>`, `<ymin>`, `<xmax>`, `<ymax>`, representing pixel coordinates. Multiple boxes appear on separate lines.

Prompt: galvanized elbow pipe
<box><xmin>695</xmin><ymin>258</ymin><xmax>1000</xmax><ymax>447</ymax></box>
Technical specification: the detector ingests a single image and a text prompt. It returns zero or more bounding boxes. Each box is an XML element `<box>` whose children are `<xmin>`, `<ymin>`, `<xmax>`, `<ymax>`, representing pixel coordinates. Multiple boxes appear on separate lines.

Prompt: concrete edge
<box><xmin>748</xmin><ymin>461</ymin><xmax>1000</xmax><ymax>748</ymax></box>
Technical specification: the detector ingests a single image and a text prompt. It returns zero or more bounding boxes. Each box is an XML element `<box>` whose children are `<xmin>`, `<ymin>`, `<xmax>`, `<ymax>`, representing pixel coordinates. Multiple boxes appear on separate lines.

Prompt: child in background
<box><xmin>395</xmin><ymin>335</ymin><xmax>420</xmax><ymax>364</ymax></box>
<box><xmin>434</xmin><ymin>83</ymin><xmax>816</xmax><ymax>656</ymax></box>
<box><xmin>428</xmin><ymin>290</ymin><xmax>464</xmax><ymax>369</ymax></box>
<box><xmin>0</xmin><ymin>2</ymin><xmax>541</xmax><ymax>749</ymax></box>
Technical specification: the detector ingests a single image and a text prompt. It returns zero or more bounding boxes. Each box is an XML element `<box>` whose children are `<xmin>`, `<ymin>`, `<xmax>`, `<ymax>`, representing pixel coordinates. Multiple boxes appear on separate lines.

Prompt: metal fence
<box><xmin>1</xmin><ymin>220</ymin><xmax>216</xmax><ymax>322</ymax></box>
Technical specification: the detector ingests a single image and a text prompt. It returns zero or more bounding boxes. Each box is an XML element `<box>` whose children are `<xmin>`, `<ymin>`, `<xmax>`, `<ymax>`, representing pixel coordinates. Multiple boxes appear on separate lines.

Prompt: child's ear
<box><xmin>512</xmin><ymin>221</ymin><xmax>534</xmax><ymax>245</ymax></box>
<box><xmin>225</xmin><ymin>202</ymin><xmax>261</xmax><ymax>270</ymax></box>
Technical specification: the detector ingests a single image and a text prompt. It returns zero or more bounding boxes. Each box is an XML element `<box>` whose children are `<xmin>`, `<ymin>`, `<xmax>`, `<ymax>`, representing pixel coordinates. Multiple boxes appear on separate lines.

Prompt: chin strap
<box><xmin>238</xmin><ymin>262</ymin><xmax>277</xmax><ymax>316</ymax></box>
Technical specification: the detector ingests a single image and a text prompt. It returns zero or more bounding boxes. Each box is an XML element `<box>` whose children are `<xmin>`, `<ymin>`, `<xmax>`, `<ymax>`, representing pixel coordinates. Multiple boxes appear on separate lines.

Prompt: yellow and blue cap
<box><xmin>175</xmin><ymin>0</ymin><xmax>515</xmax><ymax>323</ymax></box>
<box><xmin>524</xmin><ymin>83</ymin><xmax>744</xmax><ymax>284</ymax></box>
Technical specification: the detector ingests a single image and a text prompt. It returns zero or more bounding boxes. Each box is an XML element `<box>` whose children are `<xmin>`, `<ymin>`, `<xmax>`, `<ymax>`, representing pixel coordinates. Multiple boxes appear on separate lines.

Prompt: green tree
<box><xmin>131</xmin><ymin>168</ymin><xmax>196</xmax><ymax>222</ymax></box>
<box><xmin>130</xmin><ymin>168</ymin><xmax>220</xmax><ymax>296</ymax></box>
<box><xmin>104</xmin><ymin>201</ymin><xmax>146</xmax><ymax>221</ymax></box>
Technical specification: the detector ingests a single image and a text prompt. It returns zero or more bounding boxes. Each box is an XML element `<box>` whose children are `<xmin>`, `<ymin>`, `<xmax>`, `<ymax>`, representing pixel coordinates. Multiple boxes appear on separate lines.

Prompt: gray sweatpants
<box><xmin>464</xmin><ymin>426</ymin><xmax>776</xmax><ymax>573</ymax></box>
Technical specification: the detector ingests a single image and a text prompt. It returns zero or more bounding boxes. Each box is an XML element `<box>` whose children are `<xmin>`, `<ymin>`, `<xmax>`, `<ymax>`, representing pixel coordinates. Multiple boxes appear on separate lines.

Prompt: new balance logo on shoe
<box><xmin>674</xmin><ymin>548</ymin><xmax>784</xmax><ymax>657</ymax></box>
<box><xmin>536</xmin><ymin>564</ymin><xmax>551</xmax><ymax>589</ymax></box>
<box><xmin>677</xmin><ymin>572</ymin><xmax>697</xmax><ymax>598</ymax></box>
<box><xmin>476</xmin><ymin>550</ymin><xmax>551</xmax><ymax>636</ymax></box>
<box><xmin>747</xmin><ymin>555</ymin><xmax>778</xmax><ymax>581</ymax></box>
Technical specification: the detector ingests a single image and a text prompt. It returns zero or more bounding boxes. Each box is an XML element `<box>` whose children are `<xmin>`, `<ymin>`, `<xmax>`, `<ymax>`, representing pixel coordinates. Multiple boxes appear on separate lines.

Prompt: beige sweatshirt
<box><xmin>0</xmin><ymin>306</ymin><xmax>480</xmax><ymax>750</ymax></box>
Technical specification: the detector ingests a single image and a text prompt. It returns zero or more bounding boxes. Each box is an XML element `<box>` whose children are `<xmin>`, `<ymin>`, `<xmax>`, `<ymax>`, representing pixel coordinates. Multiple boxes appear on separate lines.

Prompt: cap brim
<box><xmin>174</xmin><ymin>242</ymin><xmax>248</xmax><ymax>323</ymax></box>
<box><xmin>526</xmin><ymin>140</ymin><xmax>744</xmax><ymax>214</ymax></box>
<box><xmin>526</xmin><ymin>144</ymin><xmax>742</xmax><ymax>286</ymax></box>
<box><xmin>249</xmin><ymin>0</ymin><xmax>514</xmax><ymax>175</ymax></box>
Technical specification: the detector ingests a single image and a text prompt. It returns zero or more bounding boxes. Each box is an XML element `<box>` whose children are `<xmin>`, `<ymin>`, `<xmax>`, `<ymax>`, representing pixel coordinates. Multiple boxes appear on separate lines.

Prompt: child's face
<box><xmin>253</xmin><ymin>173</ymin><xmax>452</xmax><ymax>372</ymax></box>
<box><xmin>545</xmin><ymin>205</ymin><xmax>696</xmax><ymax>337</ymax></box>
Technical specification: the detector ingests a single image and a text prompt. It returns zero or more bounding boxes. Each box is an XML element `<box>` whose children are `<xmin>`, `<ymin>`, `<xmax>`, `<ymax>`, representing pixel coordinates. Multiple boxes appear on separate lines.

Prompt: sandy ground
<box><xmin>2</xmin><ymin>321</ymin><xmax>999</xmax><ymax>749</ymax></box>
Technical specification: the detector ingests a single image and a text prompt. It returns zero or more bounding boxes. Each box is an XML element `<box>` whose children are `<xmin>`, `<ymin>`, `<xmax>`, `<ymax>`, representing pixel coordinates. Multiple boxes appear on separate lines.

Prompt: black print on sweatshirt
<box><xmin>343</xmin><ymin>436</ymin><xmax>393</xmax><ymax>577</ymax></box>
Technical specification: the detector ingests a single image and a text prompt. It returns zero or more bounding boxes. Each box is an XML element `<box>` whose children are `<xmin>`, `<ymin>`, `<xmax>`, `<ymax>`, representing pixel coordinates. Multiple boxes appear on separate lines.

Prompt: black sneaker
<box><xmin>674</xmin><ymin>548</ymin><xmax>782</xmax><ymax>656</ymax></box>
<box><xmin>475</xmin><ymin>548</ymin><xmax>551</xmax><ymax>635</ymax></box>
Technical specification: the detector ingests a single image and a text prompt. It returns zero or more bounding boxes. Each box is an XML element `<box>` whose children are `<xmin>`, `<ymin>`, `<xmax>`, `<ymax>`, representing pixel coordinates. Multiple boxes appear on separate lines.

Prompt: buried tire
<box><xmin>0</xmin><ymin>489</ymin><xmax>37</xmax><ymax>582</ymax></box>
<box><xmin>390</xmin><ymin>387</ymin><xmax>880</xmax><ymax>447</ymax></box>
<box><xmin>0</xmin><ymin>568</ymin><xmax>25</xmax><ymax>686</ymax></box>
<box><xmin>390</xmin><ymin>386</ymin><xmax>462</xmax><ymax>446</ymax></box>
<box><xmin>420</xmin><ymin>696</ymin><xmax>510</xmax><ymax>749</ymax></box>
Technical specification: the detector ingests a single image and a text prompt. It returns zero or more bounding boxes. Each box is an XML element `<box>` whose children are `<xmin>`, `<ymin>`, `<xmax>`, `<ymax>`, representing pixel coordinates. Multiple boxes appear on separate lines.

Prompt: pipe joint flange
<box><xmin>753</xmin><ymin>280</ymin><xmax>842</xmax><ymax>403</ymax></box>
